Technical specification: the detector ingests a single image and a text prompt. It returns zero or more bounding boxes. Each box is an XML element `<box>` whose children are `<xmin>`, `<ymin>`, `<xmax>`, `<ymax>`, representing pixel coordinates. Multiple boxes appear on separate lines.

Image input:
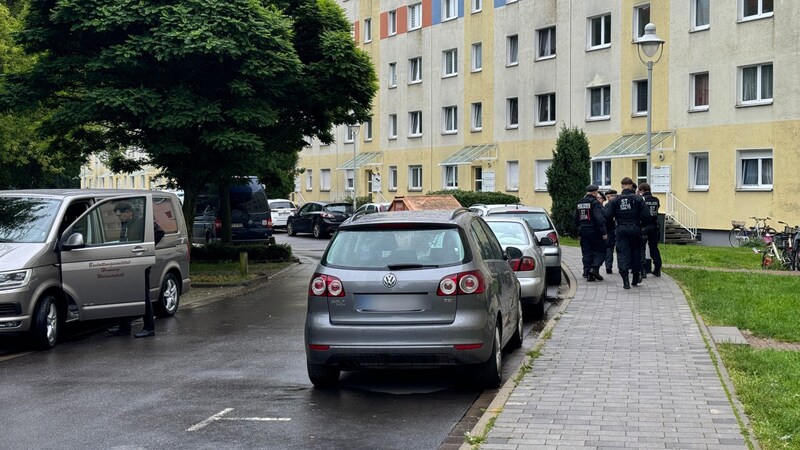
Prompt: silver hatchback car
<box><xmin>304</xmin><ymin>208</ymin><xmax>523</xmax><ymax>388</ymax></box>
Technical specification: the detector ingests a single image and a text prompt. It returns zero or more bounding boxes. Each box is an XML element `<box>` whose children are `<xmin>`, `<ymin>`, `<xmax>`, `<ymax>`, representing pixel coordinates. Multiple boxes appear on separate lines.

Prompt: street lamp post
<box><xmin>636</xmin><ymin>23</ymin><xmax>665</xmax><ymax>186</ymax></box>
<box><xmin>349</xmin><ymin>123</ymin><xmax>361</xmax><ymax>210</ymax></box>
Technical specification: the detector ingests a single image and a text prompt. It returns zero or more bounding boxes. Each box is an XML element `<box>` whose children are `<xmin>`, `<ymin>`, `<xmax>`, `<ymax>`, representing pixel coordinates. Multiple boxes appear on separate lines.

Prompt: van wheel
<box><xmin>307</xmin><ymin>361</ymin><xmax>340</xmax><ymax>388</ymax></box>
<box><xmin>475</xmin><ymin>324</ymin><xmax>502</xmax><ymax>388</ymax></box>
<box><xmin>312</xmin><ymin>222</ymin><xmax>325</xmax><ymax>239</ymax></box>
<box><xmin>30</xmin><ymin>294</ymin><xmax>59</xmax><ymax>350</ymax></box>
<box><xmin>155</xmin><ymin>273</ymin><xmax>180</xmax><ymax>317</ymax></box>
<box><xmin>287</xmin><ymin>222</ymin><xmax>296</xmax><ymax>236</ymax></box>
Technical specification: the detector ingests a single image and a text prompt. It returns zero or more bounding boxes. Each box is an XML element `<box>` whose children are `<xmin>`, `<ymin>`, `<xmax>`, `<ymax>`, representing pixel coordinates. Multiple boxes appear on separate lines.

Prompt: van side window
<box><xmin>72</xmin><ymin>197</ymin><xmax>147</xmax><ymax>245</ymax></box>
<box><xmin>59</xmin><ymin>201</ymin><xmax>90</xmax><ymax>237</ymax></box>
<box><xmin>153</xmin><ymin>197</ymin><xmax>179</xmax><ymax>234</ymax></box>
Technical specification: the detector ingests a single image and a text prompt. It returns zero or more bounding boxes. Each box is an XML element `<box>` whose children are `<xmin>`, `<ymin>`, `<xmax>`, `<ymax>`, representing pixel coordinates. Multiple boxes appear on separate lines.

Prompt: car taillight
<box><xmin>263</xmin><ymin>219</ymin><xmax>272</xmax><ymax>228</ymax></box>
<box><xmin>321</xmin><ymin>212</ymin><xmax>334</xmax><ymax>219</ymax></box>
<box><xmin>547</xmin><ymin>231</ymin><xmax>559</xmax><ymax>245</ymax></box>
<box><xmin>214</xmin><ymin>218</ymin><xmax>222</xmax><ymax>232</ymax></box>
<box><xmin>437</xmin><ymin>270</ymin><xmax>485</xmax><ymax>296</ymax></box>
<box><xmin>510</xmin><ymin>256</ymin><xmax>535</xmax><ymax>271</ymax></box>
<box><xmin>309</xmin><ymin>273</ymin><xmax>345</xmax><ymax>297</ymax></box>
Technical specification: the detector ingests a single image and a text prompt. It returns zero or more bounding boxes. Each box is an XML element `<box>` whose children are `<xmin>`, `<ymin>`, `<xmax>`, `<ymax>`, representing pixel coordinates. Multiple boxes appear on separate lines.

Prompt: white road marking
<box><xmin>187</xmin><ymin>408</ymin><xmax>234</xmax><ymax>431</ymax></box>
<box><xmin>187</xmin><ymin>408</ymin><xmax>291</xmax><ymax>432</ymax></box>
<box><xmin>222</xmin><ymin>417</ymin><xmax>291</xmax><ymax>422</ymax></box>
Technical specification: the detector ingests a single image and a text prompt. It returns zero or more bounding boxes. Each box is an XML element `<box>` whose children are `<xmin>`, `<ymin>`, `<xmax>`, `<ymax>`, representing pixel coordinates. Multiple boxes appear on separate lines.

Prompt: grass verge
<box><xmin>190</xmin><ymin>261</ymin><xmax>293</xmax><ymax>284</ymax></box>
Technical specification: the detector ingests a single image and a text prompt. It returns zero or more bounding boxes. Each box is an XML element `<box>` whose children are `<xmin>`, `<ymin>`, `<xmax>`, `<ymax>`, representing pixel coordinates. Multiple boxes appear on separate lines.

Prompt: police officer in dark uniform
<box><xmin>639</xmin><ymin>182</ymin><xmax>662</xmax><ymax>277</ymax></box>
<box><xmin>606</xmin><ymin>177</ymin><xmax>649</xmax><ymax>289</ymax></box>
<box><xmin>603</xmin><ymin>189</ymin><xmax>618</xmax><ymax>274</ymax></box>
<box><xmin>574</xmin><ymin>184</ymin><xmax>607</xmax><ymax>281</ymax></box>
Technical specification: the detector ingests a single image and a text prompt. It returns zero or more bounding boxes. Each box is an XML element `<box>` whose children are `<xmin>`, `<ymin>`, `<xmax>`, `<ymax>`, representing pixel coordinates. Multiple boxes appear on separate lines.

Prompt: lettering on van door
<box><xmin>89</xmin><ymin>260</ymin><xmax>131</xmax><ymax>279</ymax></box>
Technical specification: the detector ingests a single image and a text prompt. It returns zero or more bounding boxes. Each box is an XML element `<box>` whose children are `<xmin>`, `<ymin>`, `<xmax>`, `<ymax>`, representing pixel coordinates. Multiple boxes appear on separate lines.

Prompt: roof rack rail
<box><xmin>350</xmin><ymin>210</ymin><xmax>368</xmax><ymax>222</ymax></box>
<box><xmin>450</xmin><ymin>207</ymin><xmax>471</xmax><ymax>220</ymax></box>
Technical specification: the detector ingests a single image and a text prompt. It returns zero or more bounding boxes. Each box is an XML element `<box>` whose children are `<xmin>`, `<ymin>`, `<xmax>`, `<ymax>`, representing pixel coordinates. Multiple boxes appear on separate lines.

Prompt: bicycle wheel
<box><xmin>729</xmin><ymin>228</ymin><xmax>748</xmax><ymax>247</ymax></box>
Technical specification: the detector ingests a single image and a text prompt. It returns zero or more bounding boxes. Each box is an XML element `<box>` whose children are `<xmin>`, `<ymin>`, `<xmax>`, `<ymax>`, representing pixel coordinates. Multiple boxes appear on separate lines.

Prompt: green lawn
<box><xmin>191</xmin><ymin>261</ymin><xmax>292</xmax><ymax>284</ymax></box>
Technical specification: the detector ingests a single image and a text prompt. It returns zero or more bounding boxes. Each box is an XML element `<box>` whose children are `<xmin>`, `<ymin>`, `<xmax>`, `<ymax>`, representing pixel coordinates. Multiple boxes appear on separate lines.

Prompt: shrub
<box><xmin>426</xmin><ymin>189</ymin><xmax>520</xmax><ymax>207</ymax></box>
<box><xmin>191</xmin><ymin>243</ymin><xmax>293</xmax><ymax>262</ymax></box>
<box><xmin>546</xmin><ymin>126</ymin><xmax>591</xmax><ymax>237</ymax></box>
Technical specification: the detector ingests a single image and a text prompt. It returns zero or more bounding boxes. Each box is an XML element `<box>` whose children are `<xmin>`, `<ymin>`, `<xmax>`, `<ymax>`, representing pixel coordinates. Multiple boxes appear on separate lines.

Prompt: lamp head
<box><xmin>638</xmin><ymin>23</ymin><xmax>664</xmax><ymax>59</ymax></box>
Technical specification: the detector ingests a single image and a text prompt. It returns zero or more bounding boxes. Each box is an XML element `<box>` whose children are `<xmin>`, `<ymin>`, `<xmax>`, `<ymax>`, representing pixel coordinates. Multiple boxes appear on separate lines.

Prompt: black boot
<box><xmin>587</xmin><ymin>271</ymin><xmax>596</xmax><ymax>281</ymax></box>
<box><xmin>653</xmin><ymin>266</ymin><xmax>661</xmax><ymax>277</ymax></box>
<box><xmin>590</xmin><ymin>268</ymin><xmax>603</xmax><ymax>281</ymax></box>
<box><xmin>632</xmin><ymin>272</ymin><xmax>641</xmax><ymax>286</ymax></box>
<box><xmin>606</xmin><ymin>267</ymin><xmax>613</xmax><ymax>274</ymax></box>
<box><xmin>641</xmin><ymin>270</ymin><xmax>647</xmax><ymax>279</ymax></box>
<box><xmin>621</xmin><ymin>273</ymin><xmax>630</xmax><ymax>289</ymax></box>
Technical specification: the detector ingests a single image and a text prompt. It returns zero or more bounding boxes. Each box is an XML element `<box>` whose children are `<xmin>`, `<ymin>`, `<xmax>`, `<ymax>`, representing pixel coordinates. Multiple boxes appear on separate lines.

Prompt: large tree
<box><xmin>546</xmin><ymin>125</ymin><xmax>591</xmax><ymax>237</ymax></box>
<box><xmin>2</xmin><ymin>0</ymin><xmax>377</xmax><ymax>239</ymax></box>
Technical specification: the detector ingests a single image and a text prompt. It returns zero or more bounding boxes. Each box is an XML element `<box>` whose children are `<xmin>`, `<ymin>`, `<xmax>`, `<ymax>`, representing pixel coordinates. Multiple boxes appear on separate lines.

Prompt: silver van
<box><xmin>0</xmin><ymin>189</ymin><xmax>191</xmax><ymax>349</ymax></box>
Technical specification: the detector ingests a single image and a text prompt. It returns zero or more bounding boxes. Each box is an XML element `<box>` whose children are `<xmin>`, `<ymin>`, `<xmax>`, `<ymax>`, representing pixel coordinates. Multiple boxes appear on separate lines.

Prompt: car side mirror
<box><xmin>505</xmin><ymin>246</ymin><xmax>523</xmax><ymax>260</ymax></box>
<box><xmin>60</xmin><ymin>232</ymin><xmax>86</xmax><ymax>251</ymax></box>
<box><xmin>538</xmin><ymin>236</ymin><xmax>554</xmax><ymax>246</ymax></box>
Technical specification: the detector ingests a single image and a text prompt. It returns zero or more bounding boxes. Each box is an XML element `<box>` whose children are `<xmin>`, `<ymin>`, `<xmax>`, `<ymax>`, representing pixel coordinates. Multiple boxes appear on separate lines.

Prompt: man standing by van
<box><xmin>115</xmin><ymin>202</ymin><xmax>144</xmax><ymax>242</ymax></box>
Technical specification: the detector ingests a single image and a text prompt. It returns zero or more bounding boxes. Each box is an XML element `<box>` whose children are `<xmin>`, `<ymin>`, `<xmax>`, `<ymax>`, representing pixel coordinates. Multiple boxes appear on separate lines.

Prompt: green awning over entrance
<box><xmin>337</xmin><ymin>152</ymin><xmax>382</xmax><ymax>170</ymax></box>
<box><xmin>438</xmin><ymin>144</ymin><xmax>497</xmax><ymax>166</ymax></box>
<box><xmin>592</xmin><ymin>131</ymin><xmax>675</xmax><ymax>159</ymax></box>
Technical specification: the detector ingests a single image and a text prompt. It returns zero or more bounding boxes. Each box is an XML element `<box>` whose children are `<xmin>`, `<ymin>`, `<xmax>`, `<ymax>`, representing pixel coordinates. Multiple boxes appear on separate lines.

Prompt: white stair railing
<box><xmin>665</xmin><ymin>192</ymin><xmax>697</xmax><ymax>239</ymax></box>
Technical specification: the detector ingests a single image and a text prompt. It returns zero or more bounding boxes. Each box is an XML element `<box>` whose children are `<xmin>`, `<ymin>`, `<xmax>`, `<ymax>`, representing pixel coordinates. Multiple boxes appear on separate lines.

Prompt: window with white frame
<box><xmin>443</xmin><ymin>49</ymin><xmax>458</xmax><ymax>77</ymax></box>
<box><xmin>320</xmin><ymin>169</ymin><xmax>331</xmax><ymax>191</ymax></box>
<box><xmin>306</xmin><ymin>169</ymin><xmax>313</xmax><ymax>191</ymax></box>
<box><xmin>408</xmin><ymin>3</ymin><xmax>422</xmax><ymax>30</ymax></box>
<box><xmin>442</xmin><ymin>0</ymin><xmax>457</xmax><ymax>21</ymax></box>
<box><xmin>506</xmin><ymin>161</ymin><xmax>519</xmax><ymax>191</ymax></box>
<box><xmin>474</xmin><ymin>167</ymin><xmax>483</xmax><ymax>191</ymax></box>
<box><xmin>536</xmin><ymin>93</ymin><xmax>556</xmax><ymax>125</ymax></box>
<box><xmin>737</xmin><ymin>149</ymin><xmax>772</xmax><ymax>189</ymax></box>
<box><xmin>364</xmin><ymin>18</ymin><xmax>372</xmax><ymax>42</ymax></box>
<box><xmin>535</xmin><ymin>160</ymin><xmax>552</xmax><ymax>191</ymax></box>
<box><xmin>633</xmin><ymin>4</ymin><xmax>650</xmax><ymax>41</ymax></box>
<box><xmin>443</xmin><ymin>106</ymin><xmax>458</xmax><ymax>134</ymax></box>
<box><xmin>471</xmin><ymin>43</ymin><xmax>482</xmax><ymax>72</ymax></box>
<box><xmin>388</xmin><ymin>10</ymin><xmax>397</xmax><ymax>35</ymax></box>
<box><xmin>471</xmin><ymin>102</ymin><xmax>482</xmax><ymax>131</ymax></box>
<box><xmin>739</xmin><ymin>63</ymin><xmax>772</xmax><ymax>105</ymax></box>
<box><xmin>409</xmin><ymin>165</ymin><xmax>423</xmax><ymax>190</ymax></box>
<box><xmin>409</xmin><ymin>111</ymin><xmax>423</xmax><ymax>137</ymax></box>
<box><xmin>636</xmin><ymin>160</ymin><xmax>647</xmax><ymax>186</ymax></box>
<box><xmin>592</xmin><ymin>160</ymin><xmax>612</xmax><ymax>188</ymax></box>
<box><xmin>472</xmin><ymin>0</ymin><xmax>482</xmax><ymax>13</ymax></box>
<box><xmin>537</xmin><ymin>26</ymin><xmax>556</xmax><ymax>59</ymax></box>
<box><xmin>389</xmin><ymin>62</ymin><xmax>397</xmax><ymax>88</ymax></box>
<box><xmin>588</xmin><ymin>85</ymin><xmax>611</xmax><ymax>119</ymax></box>
<box><xmin>409</xmin><ymin>57</ymin><xmax>422</xmax><ymax>83</ymax></box>
<box><xmin>507</xmin><ymin>97</ymin><xmax>519</xmax><ymax>128</ymax></box>
<box><xmin>740</xmin><ymin>0</ymin><xmax>773</xmax><ymax>21</ymax></box>
<box><xmin>388</xmin><ymin>114</ymin><xmax>398</xmax><ymax>139</ymax></box>
<box><xmin>345</xmin><ymin>169</ymin><xmax>354</xmax><ymax>190</ymax></box>
<box><xmin>345</xmin><ymin>125</ymin><xmax>356</xmax><ymax>142</ymax></box>
<box><xmin>691</xmin><ymin>72</ymin><xmax>709</xmax><ymax>111</ymax></box>
<box><xmin>633</xmin><ymin>79</ymin><xmax>648</xmax><ymax>115</ymax></box>
<box><xmin>689</xmin><ymin>152</ymin><xmax>709</xmax><ymax>189</ymax></box>
<box><xmin>365</xmin><ymin>118</ymin><xmax>373</xmax><ymax>141</ymax></box>
<box><xmin>588</xmin><ymin>14</ymin><xmax>611</xmax><ymax>49</ymax></box>
<box><xmin>691</xmin><ymin>0</ymin><xmax>710</xmax><ymax>30</ymax></box>
<box><xmin>443</xmin><ymin>165</ymin><xmax>458</xmax><ymax>189</ymax></box>
<box><xmin>507</xmin><ymin>35</ymin><xmax>519</xmax><ymax>66</ymax></box>
<box><xmin>389</xmin><ymin>166</ymin><xmax>398</xmax><ymax>191</ymax></box>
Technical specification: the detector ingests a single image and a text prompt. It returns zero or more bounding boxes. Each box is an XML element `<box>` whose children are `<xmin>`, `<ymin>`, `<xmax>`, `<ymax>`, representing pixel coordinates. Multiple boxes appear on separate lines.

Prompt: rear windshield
<box><xmin>486</xmin><ymin>221</ymin><xmax>531</xmax><ymax>247</ymax></box>
<box><xmin>0</xmin><ymin>197</ymin><xmax>61</xmax><ymax>243</ymax></box>
<box><xmin>270</xmin><ymin>201</ymin><xmax>294</xmax><ymax>210</ymax></box>
<box><xmin>488</xmin><ymin>211</ymin><xmax>552</xmax><ymax>231</ymax></box>
<box><xmin>324</xmin><ymin>204</ymin><xmax>354</xmax><ymax>215</ymax></box>
<box><xmin>323</xmin><ymin>226</ymin><xmax>465</xmax><ymax>269</ymax></box>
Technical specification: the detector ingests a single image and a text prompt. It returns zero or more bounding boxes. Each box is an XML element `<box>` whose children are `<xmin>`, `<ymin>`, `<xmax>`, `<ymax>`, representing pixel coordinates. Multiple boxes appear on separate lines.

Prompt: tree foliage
<box><xmin>546</xmin><ymin>125</ymin><xmax>591</xmax><ymax>237</ymax></box>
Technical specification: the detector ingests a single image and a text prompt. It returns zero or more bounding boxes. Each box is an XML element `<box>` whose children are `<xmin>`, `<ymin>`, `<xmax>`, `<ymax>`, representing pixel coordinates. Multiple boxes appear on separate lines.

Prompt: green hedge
<box><xmin>426</xmin><ymin>189</ymin><xmax>521</xmax><ymax>207</ymax></box>
<box><xmin>191</xmin><ymin>243</ymin><xmax>293</xmax><ymax>262</ymax></box>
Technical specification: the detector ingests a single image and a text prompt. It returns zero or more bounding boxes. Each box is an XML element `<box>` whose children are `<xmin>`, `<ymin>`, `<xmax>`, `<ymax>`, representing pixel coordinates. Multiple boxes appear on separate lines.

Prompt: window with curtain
<box><xmin>535</xmin><ymin>160</ymin><xmax>552</xmax><ymax>191</ymax></box>
<box><xmin>409</xmin><ymin>57</ymin><xmax>422</xmax><ymax>83</ymax></box>
<box><xmin>408</xmin><ymin>3</ymin><xmax>422</xmax><ymax>30</ymax></box>
<box><xmin>506</xmin><ymin>161</ymin><xmax>519</xmax><ymax>190</ymax></box>
<box><xmin>589</xmin><ymin>14</ymin><xmax>611</xmax><ymax>49</ymax></box>
<box><xmin>409</xmin><ymin>111</ymin><xmax>422</xmax><ymax>136</ymax></box>
<box><xmin>443</xmin><ymin>106</ymin><xmax>458</xmax><ymax>133</ymax></box>
<box><xmin>589</xmin><ymin>86</ymin><xmax>611</xmax><ymax>119</ymax></box>
<box><xmin>592</xmin><ymin>160</ymin><xmax>611</xmax><ymax>187</ymax></box>
<box><xmin>472</xmin><ymin>0</ymin><xmax>482</xmax><ymax>12</ymax></box>
<box><xmin>388</xmin><ymin>114</ymin><xmax>398</xmax><ymax>139</ymax></box>
<box><xmin>471</xmin><ymin>102</ymin><xmax>482</xmax><ymax>130</ymax></box>
<box><xmin>306</xmin><ymin>170</ymin><xmax>313</xmax><ymax>191</ymax></box>
<box><xmin>345</xmin><ymin>169</ymin><xmax>354</xmax><ymax>190</ymax></box>
<box><xmin>364</xmin><ymin>18</ymin><xmax>372</xmax><ymax>42</ymax></box>
<box><xmin>692</xmin><ymin>0</ymin><xmax>710</xmax><ymax>29</ymax></box>
<box><xmin>537</xmin><ymin>27</ymin><xmax>556</xmax><ymax>58</ymax></box>
<box><xmin>634</xmin><ymin>80</ymin><xmax>648</xmax><ymax>114</ymax></box>
<box><xmin>389</xmin><ymin>166</ymin><xmax>398</xmax><ymax>190</ymax></box>
<box><xmin>507</xmin><ymin>35</ymin><xmax>519</xmax><ymax>66</ymax></box>
<box><xmin>443</xmin><ymin>49</ymin><xmax>458</xmax><ymax>76</ymax></box>
<box><xmin>741</xmin><ymin>0</ymin><xmax>773</xmax><ymax>20</ymax></box>
<box><xmin>536</xmin><ymin>93</ymin><xmax>556</xmax><ymax>124</ymax></box>
<box><xmin>692</xmin><ymin>72</ymin><xmax>709</xmax><ymax>110</ymax></box>
<box><xmin>409</xmin><ymin>166</ymin><xmax>423</xmax><ymax>190</ymax></box>
<box><xmin>388</xmin><ymin>10</ymin><xmax>397</xmax><ymax>35</ymax></box>
<box><xmin>740</xmin><ymin>63</ymin><xmax>772</xmax><ymax>104</ymax></box>
<box><xmin>320</xmin><ymin>169</ymin><xmax>331</xmax><ymax>191</ymax></box>
<box><xmin>737</xmin><ymin>150</ymin><xmax>772</xmax><ymax>189</ymax></box>
<box><xmin>634</xmin><ymin>4</ymin><xmax>650</xmax><ymax>40</ymax></box>
<box><xmin>389</xmin><ymin>62</ymin><xmax>397</xmax><ymax>88</ymax></box>
<box><xmin>690</xmin><ymin>153</ymin><xmax>709</xmax><ymax>189</ymax></box>
<box><xmin>507</xmin><ymin>97</ymin><xmax>519</xmax><ymax>128</ymax></box>
<box><xmin>443</xmin><ymin>165</ymin><xmax>458</xmax><ymax>189</ymax></box>
<box><xmin>471</xmin><ymin>43</ymin><xmax>482</xmax><ymax>71</ymax></box>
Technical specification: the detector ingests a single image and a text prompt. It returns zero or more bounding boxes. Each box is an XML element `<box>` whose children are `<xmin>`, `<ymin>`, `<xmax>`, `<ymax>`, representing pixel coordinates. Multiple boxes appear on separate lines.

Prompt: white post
<box><xmin>349</xmin><ymin>124</ymin><xmax>360</xmax><ymax>210</ymax></box>
<box><xmin>646</xmin><ymin>60</ymin><xmax>653</xmax><ymax>186</ymax></box>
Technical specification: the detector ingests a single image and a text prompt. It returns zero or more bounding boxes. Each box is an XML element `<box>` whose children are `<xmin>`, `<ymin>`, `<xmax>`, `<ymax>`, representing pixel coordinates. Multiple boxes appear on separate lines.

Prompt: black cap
<box><xmin>605</xmin><ymin>189</ymin><xmax>618</xmax><ymax>195</ymax></box>
<box><xmin>586</xmin><ymin>184</ymin><xmax>599</xmax><ymax>192</ymax></box>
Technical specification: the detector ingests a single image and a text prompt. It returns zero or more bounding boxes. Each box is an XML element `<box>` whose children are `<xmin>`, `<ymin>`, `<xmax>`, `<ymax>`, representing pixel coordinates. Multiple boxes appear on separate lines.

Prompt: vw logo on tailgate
<box><xmin>382</xmin><ymin>273</ymin><xmax>397</xmax><ymax>288</ymax></box>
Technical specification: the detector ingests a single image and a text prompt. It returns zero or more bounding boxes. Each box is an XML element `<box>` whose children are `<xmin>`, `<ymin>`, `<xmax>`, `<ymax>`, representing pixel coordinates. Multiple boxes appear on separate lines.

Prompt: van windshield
<box><xmin>0</xmin><ymin>196</ymin><xmax>61</xmax><ymax>243</ymax></box>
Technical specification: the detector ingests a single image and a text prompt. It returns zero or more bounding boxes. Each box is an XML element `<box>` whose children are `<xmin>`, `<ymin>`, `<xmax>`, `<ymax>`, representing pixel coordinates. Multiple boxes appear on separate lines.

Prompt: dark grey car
<box><xmin>304</xmin><ymin>208</ymin><xmax>523</xmax><ymax>388</ymax></box>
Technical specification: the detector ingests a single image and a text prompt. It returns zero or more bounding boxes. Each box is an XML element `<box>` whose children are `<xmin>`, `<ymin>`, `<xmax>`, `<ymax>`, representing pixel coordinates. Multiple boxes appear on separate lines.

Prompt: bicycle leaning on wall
<box><xmin>760</xmin><ymin>221</ymin><xmax>800</xmax><ymax>271</ymax></box>
<box><xmin>729</xmin><ymin>216</ymin><xmax>777</xmax><ymax>247</ymax></box>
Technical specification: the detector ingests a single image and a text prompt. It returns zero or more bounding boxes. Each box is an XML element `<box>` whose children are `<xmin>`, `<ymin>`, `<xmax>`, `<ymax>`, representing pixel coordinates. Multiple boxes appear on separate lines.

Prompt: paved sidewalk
<box><xmin>474</xmin><ymin>246</ymin><xmax>751</xmax><ymax>449</ymax></box>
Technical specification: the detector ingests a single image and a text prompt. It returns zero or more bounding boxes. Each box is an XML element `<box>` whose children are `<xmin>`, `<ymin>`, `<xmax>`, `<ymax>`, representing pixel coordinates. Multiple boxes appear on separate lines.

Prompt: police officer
<box><xmin>639</xmin><ymin>182</ymin><xmax>662</xmax><ymax>277</ymax></box>
<box><xmin>603</xmin><ymin>189</ymin><xmax>618</xmax><ymax>274</ymax></box>
<box><xmin>606</xmin><ymin>177</ymin><xmax>649</xmax><ymax>289</ymax></box>
<box><xmin>575</xmin><ymin>184</ymin><xmax>607</xmax><ymax>281</ymax></box>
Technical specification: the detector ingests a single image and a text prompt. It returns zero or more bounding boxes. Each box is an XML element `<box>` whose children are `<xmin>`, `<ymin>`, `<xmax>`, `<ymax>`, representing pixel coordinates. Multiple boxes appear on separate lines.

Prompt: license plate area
<box><xmin>353</xmin><ymin>294</ymin><xmax>430</xmax><ymax>312</ymax></box>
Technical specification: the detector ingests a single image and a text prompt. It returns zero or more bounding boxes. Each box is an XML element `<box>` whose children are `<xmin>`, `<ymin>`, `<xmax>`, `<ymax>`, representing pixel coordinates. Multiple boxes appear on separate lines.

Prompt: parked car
<box><xmin>0</xmin><ymin>189</ymin><xmax>190</xmax><ymax>349</ymax></box>
<box><xmin>469</xmin><ymin>204</ymin><xmax>562</xmax><ymax>285</ymax></box>
<box><xmin>304</xmin><ymin>208</ymin><xmax>523</xmax><ymax>388</ymax></box>
<box><xmin>193</xmin><ymin>176</ymin><xmax>273</xmax><ymax>244</ymax></box>
<box><xmin>484</xmin><ymin>217</ymin><xmax>548</xmax><ymax>319</ymax></box>
<box><xmin>287</xmin><ymin>201</ymin><xmax>354</xmax><ymax>238</ymax></box>
<box><xmin>269</xmin><ymin>198</ymin><xmax>297</xmax><ymax>230</ymax></box>
<box><xmin>354</xmin><ymin>202</ymin><xmax>391</xmax><ymax>215</ymax></box>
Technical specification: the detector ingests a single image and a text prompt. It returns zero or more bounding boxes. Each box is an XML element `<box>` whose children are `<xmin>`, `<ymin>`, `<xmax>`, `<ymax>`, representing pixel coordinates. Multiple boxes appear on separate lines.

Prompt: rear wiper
<box><xmin>387</xmin><ymin>263</ymin><xmax>440</xmax><ymax>270</ymax></box>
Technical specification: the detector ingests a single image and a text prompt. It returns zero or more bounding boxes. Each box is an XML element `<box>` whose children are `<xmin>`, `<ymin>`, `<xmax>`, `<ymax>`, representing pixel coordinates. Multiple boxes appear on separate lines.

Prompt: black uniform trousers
<box><xmin>642</xmin><ymin>225</ymin><xmax>662</xmax><ymax>271</ymax></box>
<box><xmin>579</xmin><ymin>227</ymin><xmax>605</xmax><ymax>273</ymax></box>
<box><xmin>615</xmin><ymin>224</ymin><xmax>642</xmax><ymax>276</ymax></box>
<box><xmin>605</xmin><ymin>232</ymin><xmax>616</xmax><ymax>271</ymax></box>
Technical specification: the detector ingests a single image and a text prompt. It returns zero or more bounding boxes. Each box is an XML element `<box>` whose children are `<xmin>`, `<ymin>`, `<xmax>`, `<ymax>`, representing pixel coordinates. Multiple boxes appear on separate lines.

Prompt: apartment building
<box><xmin>297</xmin><ymin>0</ymin><xmax>800</xmax><ymax>244</ymax></box>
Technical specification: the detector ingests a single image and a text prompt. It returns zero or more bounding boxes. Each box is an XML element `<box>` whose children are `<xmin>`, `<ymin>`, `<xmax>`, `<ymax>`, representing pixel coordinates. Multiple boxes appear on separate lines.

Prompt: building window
<box><xmin>507</xmin><ymin>35</ymin><xmax>519</xmax><ymax>66</ymax></box>
<box><xmin>507</xmin><ymin>97</ymin><xmax>519</xmax><ymax>128</ymax></box>
<box><xmin>633</xmin><ymin>79</ymin><xmax>648</xmax><ymax>115</ymax></box>
<box><xmin>740</xmin><ymin>0</ymin><xmax>773</xmax><ymax>21</ymax></box>
<box><xmin>536</xmin><ymin>93</ymin><xmax>556</xmax><ymax>125</ymax></box>
<box><xmin>636</xmin><ymin>160</ymin><xmax>647</xmax><ymax>187</ymax></box>
<box><xmin>691</xmin><ymin>0</ymin><xmax>710</xmax><ymax>30</ymax></box>
<box><xmin>409</xmin><ymin>57</ymin><xmax>422</xmax><ymax>84</ymax></box>
<box><xmin>443</xmin><ymin>49</ymin><xmax>458</xmax><ymax>77</ymax></box>
<box><xmin>691</xmin><ymin>72</ymin><xmax>709</xmax><ymax>111</ymax></box>
<box><xmin>388</xmin><ymin>114</ymin><xmax>398</xmax><ymax>139</ymax></box>
<box><xmin>506</xmin><ymin>161</ymin><xmax>519</xmax><ymax>191</ymax></box>
<box><xmin>588</xmin><ymin>14</ymin><xmax>611</xmax><ymax>49</ymax></box>
<box><xmin>443</xmin><ymin>106</ymin><xmax>458</xmax><ymax>134</ymax></box>
<box><xmin>737</xmin><ymin>150</ymin><xmax>773</xmax><ymax>189</ymax></box>
<box><xmin>472</xmin><ymin>0</ymin><xmax>482</xmax><ymax>13</ymax></box>
<box><xmin>409</xmin><ymin>110</ymin><xmax>423</xmax><ymax>137</ymax></box>
<box><xmin>442</xmin><ymin>0</ymin><xmax>457</xmax><ymax>21</ymax></box>
<box><xmin>474</xmin><ymin>167</ymin><xmax>483</xmax><ymax>191</ymax></box>
<box><xmin>365</xmin><ymin>118</ymin><xmax>373</xmax><ymax>141</ymax></box>
<box><xmin>537</xmin><ymin>26</ymin><xmax>556</xmax><ymax>59</ymax></box>
<box><xmin>535</xmin><ymin>160</ymin><xmax>552</xmax><ymax>191</ymax></box>
<box><xmin>306</xmin><ymin>169</ymin><xmax>313</xmax><ymax>191</ymax></box>
<box><xmin>345</xmin><ymin>169</ymin><xmax>354</xmax><ymax>190</ymax></box>
<box><xmin>633</xmin><ymin>4</ymin><xmax>650</xmax><ymax>41</ymax></box>
<box><xmin>471</xmin><ymin>43</ymin><xmax>482</xmax><ymax>72</ymax></box>
<box><xmin>345</xmin><ymin>125</ymin><xmax>356</xmax><ymax>142</ymax></box>
<box><xmin>388</xmin><ymin>10</ymin><xmax>397</xmax><ymax>35</ymax></box>
<box><xmin>408</xmin><ymin>3</ymin><xmax>422</xmax><ymax>30</ymax></box>
<box><xmin>409</xmin><ymin>165</ymin><xmax>423</xmax><ymax>190</ymax></box>
<box><xmin>320</xmin><ymin>169</ymin><xmax>331</xmax><ymax>191</ymax></box>
<box><xmin>689</xmin><ymin>152</ymin><xmax>709</xmax><ymax>190</ymax></box>
<box><xmin>443</xmin><ymin>165</ymin><xmax>458</xmax><ymax>189</ymax></box>
<box><xmin>588</xmin><ymin>85</ymin><xmax>611</xmax><ymax>119</ymax></box>
<box><xmin>389</xmin><ymin>166</ymin><xmax>398</xmax><ymax>191</ymax></box>
<box><xmin>592</xmin><ymin>160</ymin><xmax>611</xmax><ymax>188</ymax></box>
<box><xmin>364</xmin><ymin>18</ymin><xmax>372</xmax><ymax>42</ymax></box>
<box><xmin>389</xmin><ymin>62</ymin><xmax>397</xmax><ymax>88</ymax></box>
<box><xmin>471</xmin><ymin>102</ymin><xmax>482</xmax><ymax>131</ymax></box>
<box><xmin>739</xmin><ymin>63</ymin><xmax>772</xmax><ymax>105</ymax></box>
